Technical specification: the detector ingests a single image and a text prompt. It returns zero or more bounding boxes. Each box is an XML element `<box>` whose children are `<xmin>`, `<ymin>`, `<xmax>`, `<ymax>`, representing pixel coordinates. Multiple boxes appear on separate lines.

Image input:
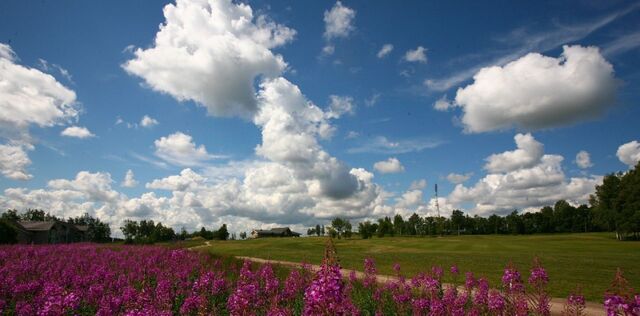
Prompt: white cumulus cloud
<box><xmin>373</xmin><ymin>157</ymin><xmax>405</xmax><ymax>174</ymax></box>
<box><xmin>448</xmin><ymin>134</ymin><xmax>602</xmax><ymax>215</ymax></box>
<box><xmin>454</xmin><ymin>45</ymin><xmax>617</xmax><ymax>133</ymax></box>
<box><xmin>575</xmin><ymin>150</ymin><xmax>593</xmax><ymax>169</ymax></box>
<box><xmin>0</xmin><ymin>43</ymin><xmax>78</xmax><ymax>180</ymax></box>
<box><xmin>61</xmin><ymin>126</ymin><xmax>95</xmax><ymax>139</ymax></box>
<box><xmin>323</xmin><ymin>1</ymin><xmax>356</xmax><ymax>40</ymax></box>
<box><xmin>617</xmin><ymin>140</ymin><xmax>640</xmax><ymax>168</ymax></box>
<box><xmin>140</xmin><ymin>115</ymin><xmax>159</xmax><ymax>128</ymax></box>
<box><xmin>123</xmin><ymin>0</ymin><xmax>296</xmax><ymax>118</ymax></box>
<box><xmin>326</xmin><ymin>95</ymin><xmax>355</xmax><ymax>119</ymax></box>
<box><xmin>485</xmin><ymin>133</ymin><xmax>543</xmax><ymax>173</ymax></box>
<box><xmin>154</xmin><ymin>132</ymin><xmax>224</xmax><ymax>167</ymax></box>
<box><xmin>0</xmin><ymin>143</ymin><xmax>33</xmax><ymax>180</ymax></box>
<box><xmin>121</xmin><ymin>169</ymin><xmax>138</xmax><ymax>188</ymax></box>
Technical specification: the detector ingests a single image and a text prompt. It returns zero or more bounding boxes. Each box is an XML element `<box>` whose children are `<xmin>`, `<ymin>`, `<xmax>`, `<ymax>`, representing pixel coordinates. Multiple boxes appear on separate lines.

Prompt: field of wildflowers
<box><xmin>0</xmin><ymin>242</ymin><xmax>638</xmax><ymax>315</ymax></box>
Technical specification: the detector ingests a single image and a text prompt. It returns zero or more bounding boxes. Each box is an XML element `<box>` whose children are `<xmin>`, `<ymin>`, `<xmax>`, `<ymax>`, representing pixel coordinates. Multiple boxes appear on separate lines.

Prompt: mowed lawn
<box><xmin>203</xmin><ymin>233</ymin><xmax>639</xmax><ymax>302</ymax></box>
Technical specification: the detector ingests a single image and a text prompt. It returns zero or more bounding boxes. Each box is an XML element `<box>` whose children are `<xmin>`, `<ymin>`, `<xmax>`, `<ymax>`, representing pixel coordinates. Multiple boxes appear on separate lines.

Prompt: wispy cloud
<box><xmin>425</xmin><ymin>2</ymin><xmax>640</xmax><ymax>92</ymax></box>
<box><xmin>130</xmin><ymin>152</ymin><xmax>169</xmax><ymax>169</ymax></box>
<box><xmin>602</xmin><ymin>30</ymin><xmax>640</xmax><ymax>56</ymax></box>
<box><xmin>348</xmin><ymin>136</ymin><xmax>444</xmax><ymax>154</ymax></box>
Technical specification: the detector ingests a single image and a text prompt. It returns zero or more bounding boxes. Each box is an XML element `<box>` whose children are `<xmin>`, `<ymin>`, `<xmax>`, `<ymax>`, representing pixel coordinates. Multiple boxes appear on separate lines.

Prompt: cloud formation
<box><xmin>617</xmin><ymin>140</ymin><xmax>640</xmax><ymax>168</ymax></box>
<box><xmin>323</xmin><ymin>1</ymin><xmax>356</xmax><ymax>40</ymax></box>
<box><xmin>484</xmin><ymin>133</ymin><xmax>543</xmax><ymax>173</ymax></box>
<box><xmin>140</xmin><ymin>115</ymin><xmax>159</xmax><ymax>128</ymax></box>
<box><xmin>61</xmin><ymin>126</ymin><xmax>95</xmax><ymax>139</ymax></box>
<box><xmin>154</xmin><ymin>132</ymin><xmax>225</xmax><ymax>167</ymax></box>
<box><xmin>377</xmin><ymin>44</ymin><xmax>393</xmax><ymax>58</ymax></box>
<box><xmin>373</xmin><ymin>157</ymin><xmax>405</xmax><ymax>174</ymax></box>
<box><xmin>121</xmin><ymin>169</ymin><xmax>138</xmax><ymax>188</ymax></box>
<box><xmin>448</xmin><ymin>133</ymin><xmax>601</xmax><ymax>215</ymax></box>
<box><xmin>446</xmin><ymin>172</ymin><xmax>472</xmax><ymax>184</ymax></box>
<box><xmin>0</xmin><ymin>143</ymin><xmax>33</xmax><ymax>180</ymax></box>
<box><xmin>123</xmin><ymin>0</ymin><xmax>295</xmax><ymax>118</ymax></box>
<box><xmin>404</xmin><ymin>46</ymin><xmax>427</xmax><ymax>63</ymax></box>
<box><xmin>348</xmin><ymin>136</ymin><xmax>443</xmax><ymax>154</ymax></box>
<box><xmin>0</xmin><ymin>43</ymin><xmax>78</xmax><ymax>180</ymax></box>
<box><xmin>454</xmin><ymin>45</ymin><xmax>617</xmax><ymax>133</ymax></box>
<box><xmin>575</xmin><ymin>150</ymin><xmax>593</xmax><ymax>169</ymax></box>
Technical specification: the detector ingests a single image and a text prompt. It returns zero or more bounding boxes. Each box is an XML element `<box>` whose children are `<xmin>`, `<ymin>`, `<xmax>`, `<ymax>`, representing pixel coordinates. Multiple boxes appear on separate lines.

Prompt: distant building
<box><xmin>8</xmin><ymin>220</ymin><xmax>88</xmax><ymax>244</ymax></box>
<box><xmin>250</xmin><ymin>227</ymin><xmax>301</xmax><ymax>238</ymax></box>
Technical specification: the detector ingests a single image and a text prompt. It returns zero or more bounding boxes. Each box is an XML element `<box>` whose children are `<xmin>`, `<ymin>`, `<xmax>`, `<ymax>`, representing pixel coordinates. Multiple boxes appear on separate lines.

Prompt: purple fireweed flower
<box><xmin>488</xmin><ymin>290</ymin><xmax>505</xmax><ymax>314</ymax></box>
<box><xmin>431</xmin><ymin>266</ymin><xmax>444</xmax><ymax>280</ymax></box>
<box><xmin>450</xmin><ymin>265</ymin><xmax>459</xmax><ymax>276</ymax></box>
<box><xmin>502</xmin><ymin>265</ymin><xmax>524</xmax><ymax>293</ymax></box>
<box><xmin>303</xmin><ymin>261</ymin><xmax>357</xmax><ymax>316</ymax></box>
<box><xmin>473</xmin><ymin>278</ymin><xmax>489</xmax><ymax>307</ymax></box>
<box><xmin>430</xmin><ymin>297</ymin><xmax>445</xmax><ymax>316</ymax></box>
<box><xmin>349</xmin><ymin>270</ymin><xmax>357</xmax><ymax>284</ymax></box>
<box><xmin>363</xmin><ymin>258</ymin><xmax>377</xmax><ymax>288</ymax></box>
<box><xmin>529</xmin><ymin>265</ymin><xmax>549</xmax><ymax>286</ymax></box>
<box><xmin>393</xmin><ymin>263</ymin><xmax>401</xmax><ymax>275</ymax></box>
<box><xmin>465</xmin><ymin>272</ymin><xmax>476</xmax><ymax>290</ymax></box>
<box><xmin>412</xmin><ymin>298</ymin><xmax>429</xmax><ymax>314</ymax></box>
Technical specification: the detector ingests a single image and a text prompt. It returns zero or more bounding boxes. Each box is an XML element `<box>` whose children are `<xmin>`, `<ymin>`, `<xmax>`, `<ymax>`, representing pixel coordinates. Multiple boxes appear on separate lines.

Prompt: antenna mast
<box><xmin>434</xmin><ymin>183</ymin><xmax>440</xmax><ymax>218</ymax></box>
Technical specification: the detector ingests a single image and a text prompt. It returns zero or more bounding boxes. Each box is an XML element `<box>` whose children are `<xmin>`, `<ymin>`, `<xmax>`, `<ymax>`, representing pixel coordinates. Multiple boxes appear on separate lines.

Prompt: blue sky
<box><xmin>1</xmin><ymin>0</ymin><xmax>639</xmax><ymax>234</ymax></box>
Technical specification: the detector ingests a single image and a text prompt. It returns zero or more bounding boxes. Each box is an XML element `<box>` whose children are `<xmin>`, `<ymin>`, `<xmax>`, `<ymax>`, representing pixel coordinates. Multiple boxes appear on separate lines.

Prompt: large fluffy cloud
<box><xmin>0</xmin><ymin>43</ymin><xmax>79</xmax><ymax>180</ymax></box>
<box><xmin>0</xmin><ymin>44</ymin><xmax>78</xmax><ymax>133</ymax></box>
<box><xmin>617</xmin><ymin>140</ymin><xmax>640</xmax><ymax>168</ymax></box>
<box><xmin>449</xmin><ymin>133</ymin><xmax>602</xmax><ymax>215</ymax></box>
<box><xmin>122</xmin><ymin>0</ymin><xmax>295</xmax><ymax>118</ymax></box>
<box><xmin>454</xmin><ymin>45</ymin><xmax>617</xmax><ymax>132</ymax></box>
<box><xmin>120</xmin><ymin>0</ymin><xmax>384</xmax><ymax>229</ymax></box>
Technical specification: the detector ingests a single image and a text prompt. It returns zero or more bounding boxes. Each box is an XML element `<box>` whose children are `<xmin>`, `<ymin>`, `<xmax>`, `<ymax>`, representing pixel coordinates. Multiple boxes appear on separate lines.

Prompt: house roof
<box><xmin>18</xmin><ymin>221</ymin><xmax>56</xmax><ymax>231</ymax></box>
<box><xmin>253</xmin><ymin>227</ymin><xmax>301</xmax><ymax>236</ymax></box>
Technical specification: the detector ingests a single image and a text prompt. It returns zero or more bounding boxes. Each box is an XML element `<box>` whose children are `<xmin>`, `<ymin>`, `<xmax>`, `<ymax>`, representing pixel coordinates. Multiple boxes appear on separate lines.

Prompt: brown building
<box><xmin>250</xmin><ymin>227</ymin><xmax>301</xmax><ymax>238</ymax></box>
<box><xmin>9</xmin><ymin>220</ymin><xmax>88</xmax><ymax>244</ymax></box>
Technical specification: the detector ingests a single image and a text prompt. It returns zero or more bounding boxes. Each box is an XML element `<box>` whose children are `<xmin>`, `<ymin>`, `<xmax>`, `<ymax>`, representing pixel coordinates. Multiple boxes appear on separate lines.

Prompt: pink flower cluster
<box><xmin>1</xmin><ymin>243</ymin><xmax>638</xmax><ymax>316</ymax></box>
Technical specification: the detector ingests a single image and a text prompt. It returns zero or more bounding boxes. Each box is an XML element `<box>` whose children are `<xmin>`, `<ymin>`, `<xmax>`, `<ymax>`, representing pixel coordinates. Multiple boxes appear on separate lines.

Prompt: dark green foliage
<box><xmin>120</xmin><ymin>219</ymin><xmax>175</xmax><ymax>244</ymax></box>
<box><xmin>68</xmin><ymin>213</ymin><xmax>111</xmax><ymax>242</ymax></box>
<box><xmin>590</xmin><ymin>162</ymin><xmax>640</xmax><ymax>240</ymax></box>
<box><xmin>330</xmin><ymin>217</ymin><xmax>352</xmax><ymax>239</ymax></box>
<box><xmin>357</xmin><ymin>221</ymin><xmax>376</xmax><ymax>239</ymax></box>
<box><xmin>0</xmin><ymin>220</ymin><xmax>17</xmax><ymax>244</ymax></box>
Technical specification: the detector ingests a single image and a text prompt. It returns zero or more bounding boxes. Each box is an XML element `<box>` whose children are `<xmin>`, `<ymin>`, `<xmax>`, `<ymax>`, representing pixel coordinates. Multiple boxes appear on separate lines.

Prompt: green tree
<box><xmin>451</xmin><ymin>210</ymin><xmax>465</xmax><ymax>235</ymax></box>
<box><xmin>393</xmin><ymin>214</ymin><xmax>404</xmax><ymax>235</ymax></box>
<box><xmin>216</xmin><ymin>224</ymin><xmax>229</xmax><ymax>240</ymax></box>
<box><xmin>1</xmin><ymin>209</ymin><xmax>19</xmax><ymax>221</ymax></box>
<box><xmin>331</xmin><ymin>217</ymin><xmax>349</xmax><ymax>239</ymax></box>
<box><xmin>315</xmin><ymin>224</ymin><xmax>321</xmax><ymax>237</ymax></box>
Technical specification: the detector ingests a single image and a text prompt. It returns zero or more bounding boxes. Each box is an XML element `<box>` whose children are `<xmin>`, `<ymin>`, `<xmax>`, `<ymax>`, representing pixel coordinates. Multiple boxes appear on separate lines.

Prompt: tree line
<box><xmin>318</xmin><ymin>162</ymin><xmax>640</xmax><ymax>241</ymax></box>
<box><xmin>120</xmin><ymin>220</ymin><xmax>230</xmax><ymax>244</ymax></box>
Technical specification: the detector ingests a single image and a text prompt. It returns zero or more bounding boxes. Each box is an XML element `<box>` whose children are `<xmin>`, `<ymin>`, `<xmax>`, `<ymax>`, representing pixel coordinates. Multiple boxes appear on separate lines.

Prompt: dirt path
<box><xmin>235</xmin><ymin>256</ymin><xmax>606</xmax><ymax>316</ymax></box>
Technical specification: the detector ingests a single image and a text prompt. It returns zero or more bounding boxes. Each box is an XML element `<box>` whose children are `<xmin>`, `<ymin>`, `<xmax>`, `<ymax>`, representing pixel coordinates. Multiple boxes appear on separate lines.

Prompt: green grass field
<box><xmin>201</xmin><ymin>233</ymin><xmax>639</xmax><ymax>302</ymax></box>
